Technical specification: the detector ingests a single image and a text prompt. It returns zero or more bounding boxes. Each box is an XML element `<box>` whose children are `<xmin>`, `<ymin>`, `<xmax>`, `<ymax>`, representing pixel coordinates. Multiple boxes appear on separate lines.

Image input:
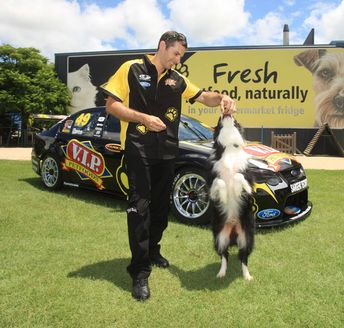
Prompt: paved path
<box><xmin>0</xmin><ymin>147</ymin><xmax>343</xmax><ymax>170</ymax></box>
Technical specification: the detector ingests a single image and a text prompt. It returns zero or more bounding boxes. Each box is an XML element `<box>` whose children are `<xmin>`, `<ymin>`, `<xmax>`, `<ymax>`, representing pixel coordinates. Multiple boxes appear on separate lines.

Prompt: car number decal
<box><xmin>75</xmin><ymin>113</ymin><xmax>91</xmax><ymax>127</ymax></box>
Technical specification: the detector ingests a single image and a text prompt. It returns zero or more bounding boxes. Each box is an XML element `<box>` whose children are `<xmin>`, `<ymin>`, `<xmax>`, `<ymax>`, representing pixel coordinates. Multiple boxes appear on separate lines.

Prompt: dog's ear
<box><xmin>294</xmin><ymin>49</ymin><xmax>327</xmax><ymax>73</ymax></box>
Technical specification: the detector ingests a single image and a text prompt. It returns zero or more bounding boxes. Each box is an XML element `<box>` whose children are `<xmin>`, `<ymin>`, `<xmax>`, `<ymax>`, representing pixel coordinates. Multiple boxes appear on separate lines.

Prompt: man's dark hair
<box><xmin>158</xmin><ymin>31</ymin><xmax>188</xmax><ymax>49</ymax></box>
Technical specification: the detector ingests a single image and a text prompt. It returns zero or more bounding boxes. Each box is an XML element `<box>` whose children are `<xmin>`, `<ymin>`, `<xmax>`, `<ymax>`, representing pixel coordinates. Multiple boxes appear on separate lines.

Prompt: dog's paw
<box><xmin>216</xmin><ymin>270</ymin><xmax>226</xmax><ymax>278</ymax></box>
<box><xmin>210</xmin><ymin>178</ymin><xmax>227</xmax><ymax>203</ymax></box>
<box><xmin>243</xmin><ymin>183</ymin><xmax>252</xmax><ymax>195</ymax></box>
<box><xmin>244</xmin><ymin>274</ymin><xmax>253</xmax><ymax>281</ymax></box>
<box><xmin>234</xmin><ymin>173</ymin><xmax>252</xmax><ymax>195</ymax></box>
<box><xmin>242</xmin><ymin>263</ymin><xmax>253</xmax><ymax>281</ymax></box>
<box><xmin>233</xmin><ymin>174</ymin><xmax>244</xmax><ymax>196</ymax></box>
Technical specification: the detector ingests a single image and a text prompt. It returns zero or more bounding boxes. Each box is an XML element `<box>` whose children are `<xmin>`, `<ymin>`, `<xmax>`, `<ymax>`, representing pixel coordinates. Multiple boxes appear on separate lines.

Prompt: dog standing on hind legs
<box><xmin>209</xmin><ymin>113</ymin><xmax>255</xmax><ymax>281</ymax></box>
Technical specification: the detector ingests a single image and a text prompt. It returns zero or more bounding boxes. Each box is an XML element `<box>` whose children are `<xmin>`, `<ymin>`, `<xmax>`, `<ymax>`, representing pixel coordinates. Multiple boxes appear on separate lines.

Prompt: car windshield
<box><xmin>179</xmin><ymin>116</ymin><xmax>214</xmax><ymax>141</ymax></box>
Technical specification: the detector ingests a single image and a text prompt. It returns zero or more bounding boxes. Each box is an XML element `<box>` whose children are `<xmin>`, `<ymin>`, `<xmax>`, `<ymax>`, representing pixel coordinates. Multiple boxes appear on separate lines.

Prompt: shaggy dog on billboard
<box><xmin>294</xmin><ymin>49</ymin><xmax>344</xmax><ymax>128</ymax></box>
<box><xmin>209</xmin><ymin>113</ymin><xmax>255</xmax><ymax>281</ymax></box>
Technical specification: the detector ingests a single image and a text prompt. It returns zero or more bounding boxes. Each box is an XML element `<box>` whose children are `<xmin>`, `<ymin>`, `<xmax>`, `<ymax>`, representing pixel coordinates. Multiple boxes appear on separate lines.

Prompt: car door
<box><xmin>54</xmin><ymin>108</ymin><xmax>118</xmax><ymax>193</ymax></box>
<box><xmin>98</xmin><ymin>113</ymin><xmax>128</xmax><ymax>196</ymax></box>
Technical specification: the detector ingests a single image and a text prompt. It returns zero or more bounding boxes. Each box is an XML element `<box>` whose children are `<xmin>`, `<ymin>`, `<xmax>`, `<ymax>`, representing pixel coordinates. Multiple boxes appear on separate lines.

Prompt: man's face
<box><xmin>160</xmin><ymin>41</ymin><xmax>186</xmax><ymax>70</ymax></box>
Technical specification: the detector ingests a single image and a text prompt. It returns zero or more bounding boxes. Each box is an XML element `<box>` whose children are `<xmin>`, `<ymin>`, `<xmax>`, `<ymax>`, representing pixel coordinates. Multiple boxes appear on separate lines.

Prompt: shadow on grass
<box><xmin>20</xmin><ymin>177</ymin><xmax>127</xmax><ymax>212</ymax></box>
<box><xmin>67</xmin><ymin>258</ymin><xmax>131</xmax><ymax>292</ymax></box>
<box><xmin>168</xmin><ymin>253</ymin><xmax>243</xmax><ymax>291</ymax></box>
<box><xmin>67</xmin><ymin>255</ymin><xmax>245</xmax><ymax>293</ymax></box>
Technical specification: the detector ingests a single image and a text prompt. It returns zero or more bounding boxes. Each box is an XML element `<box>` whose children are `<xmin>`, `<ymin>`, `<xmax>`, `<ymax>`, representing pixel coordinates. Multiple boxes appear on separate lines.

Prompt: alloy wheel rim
<box><xmin>42</xmin><ymin>158</ymin><xmax>59</xmax><ymax>187</ymax></box>
<box><xmin>173</xmin><ymin>173</ymin><xmax>209</xmax><ymax>219</ymax></box>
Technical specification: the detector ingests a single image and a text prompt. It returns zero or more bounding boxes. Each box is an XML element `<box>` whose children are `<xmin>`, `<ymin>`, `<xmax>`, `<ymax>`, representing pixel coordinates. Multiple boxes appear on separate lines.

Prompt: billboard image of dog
<box><xmin>294</xmin><ymin>49</ymin><xmax>344</xmax><ymax>128</ymax></box>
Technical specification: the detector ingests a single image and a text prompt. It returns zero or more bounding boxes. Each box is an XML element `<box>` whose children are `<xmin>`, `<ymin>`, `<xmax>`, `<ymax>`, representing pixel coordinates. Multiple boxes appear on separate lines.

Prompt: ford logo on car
<box><xmin>257</xmin><ymin>209</ymin><xmax>281</xmax><ymax>220</ymax></box>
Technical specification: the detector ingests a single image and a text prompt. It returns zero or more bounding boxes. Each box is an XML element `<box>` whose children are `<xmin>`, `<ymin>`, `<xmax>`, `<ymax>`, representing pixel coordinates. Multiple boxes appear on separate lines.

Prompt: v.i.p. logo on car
<box><xmin>61</xmin><ymin>139</ymin><xmax>112</xmax><ymax>189</ymax></box>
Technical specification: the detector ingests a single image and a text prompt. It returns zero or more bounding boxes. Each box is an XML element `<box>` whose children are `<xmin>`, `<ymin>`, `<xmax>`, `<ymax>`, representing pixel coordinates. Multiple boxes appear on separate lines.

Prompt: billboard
<box><xmin>180</xmin><ymin>47</ymin><xmax>344</xmax><ymax>128</ymax></box>
<box><xmin>60</xmin><ymin>45</ymin><xmax>344</xmax><ymax>128</ymax></box>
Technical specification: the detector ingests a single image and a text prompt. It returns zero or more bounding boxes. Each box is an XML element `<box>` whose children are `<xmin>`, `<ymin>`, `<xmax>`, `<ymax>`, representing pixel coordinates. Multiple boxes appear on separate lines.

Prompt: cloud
<box><xmin>0</xmin><ymin>0</ymin><xmax>99</xmax><ymax>58</ymax></box>
<box><xmin>243</xmin><ymin>11</ymin><xmax>284</xmax><ymax>45</ymax></box>
<box><xmin>167</xmin><ymin>0</ymin><xmax>250</xmax><ymax>45</ymax></box>
<box><xmin>304</xmin><ymin>1</ymin><xmax>344</xmax><ymax>43</ymax></box>
<box><xmin>0</xmin><ymin>0</ymin><xmax>169</xmax><ymax>60</ymax></box>
<box><xmin>0</xmin><ymin>0</ymin><xmax>343</xmax><ymax>62</ymax></box>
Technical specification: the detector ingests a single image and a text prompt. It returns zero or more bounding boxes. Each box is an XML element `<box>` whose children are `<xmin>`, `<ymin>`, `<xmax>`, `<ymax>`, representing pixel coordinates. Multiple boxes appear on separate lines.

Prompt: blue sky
<box><xmin>0</xmin><ymin>0</ymin><xmax>343</xmax><ymax>60</ymax></box>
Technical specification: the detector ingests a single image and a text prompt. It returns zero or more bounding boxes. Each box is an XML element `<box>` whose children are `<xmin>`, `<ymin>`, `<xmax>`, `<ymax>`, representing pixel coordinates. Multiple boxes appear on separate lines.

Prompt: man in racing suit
<box><xmin>101</xmin><ymin>31</ymin><xmax>236</xmax><ymax>301</ymax></box>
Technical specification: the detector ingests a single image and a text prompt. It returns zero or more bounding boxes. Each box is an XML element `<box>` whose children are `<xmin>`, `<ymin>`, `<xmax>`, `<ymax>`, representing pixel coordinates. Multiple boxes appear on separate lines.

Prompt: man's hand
<box><xmin>106</xmin><ymin>97</ymin><xmax>166</xmax><ymax>132</ymax></box>
<box><xmin>220</xmin><ymin>95</ymin><xmax>237</xmax><ymax>115</ymax></box>
<box><xmin>142</xmin><ymin>115</ymin><xmax>166</xmax><ymax>132</ymax></box>
<box><xmin>195</xmin><ymin>92</ymin><xmax>237</xmax><ymax>114</ymax></box>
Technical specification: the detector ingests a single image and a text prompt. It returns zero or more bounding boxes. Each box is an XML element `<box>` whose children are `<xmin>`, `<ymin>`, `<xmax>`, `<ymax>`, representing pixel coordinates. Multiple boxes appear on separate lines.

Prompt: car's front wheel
<box><xmin>41</xmin><ymin>155</ymin><xmax>62</xmax><ymax>190</ymax></box>
<box><xmin>170</xmin><ymin>167</ymin><xmax>211</xmax><ymax>225</ymax></box>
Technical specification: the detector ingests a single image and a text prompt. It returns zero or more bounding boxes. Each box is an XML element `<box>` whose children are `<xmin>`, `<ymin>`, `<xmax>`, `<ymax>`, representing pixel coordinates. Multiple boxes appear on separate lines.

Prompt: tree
<box><xmin>0</xmin><ymin>44</ymin><xmax>71</xmax><ymax>130</ymax></box>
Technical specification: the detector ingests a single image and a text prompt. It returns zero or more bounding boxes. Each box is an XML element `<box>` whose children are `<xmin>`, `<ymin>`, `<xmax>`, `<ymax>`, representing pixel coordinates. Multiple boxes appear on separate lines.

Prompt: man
<box><xmin>101</xmin><ymin>31</ymin><xmax>236</xmax><ymax>301</ymax></box>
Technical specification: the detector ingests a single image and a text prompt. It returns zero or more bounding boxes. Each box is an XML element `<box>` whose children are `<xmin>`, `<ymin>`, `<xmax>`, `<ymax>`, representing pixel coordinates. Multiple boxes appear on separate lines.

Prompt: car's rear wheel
<box><xmin>170</xmin><ymin>167</ymin><xmax>211</xmax><ymax>225</ymax></box>
<box><xmin>41</xmin><ymin>155</ymin><xmax>62</xmax><ymax>190</ymax></box>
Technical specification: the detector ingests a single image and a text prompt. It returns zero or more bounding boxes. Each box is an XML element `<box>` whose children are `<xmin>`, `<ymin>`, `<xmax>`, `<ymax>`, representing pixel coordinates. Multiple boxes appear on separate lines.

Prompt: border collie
<box><xmin>209</xmin><ymin>114</ymin><xmax>255</xmax><ymax>281</ymax></box>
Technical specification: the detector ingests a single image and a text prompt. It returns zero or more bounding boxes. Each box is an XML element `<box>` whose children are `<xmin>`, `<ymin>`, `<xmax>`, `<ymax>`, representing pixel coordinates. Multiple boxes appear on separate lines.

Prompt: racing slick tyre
<box><xmin>41</xmin><ymin>155</ymin><xmax>63</xmax><ymax>190</ymax></box>
<box><xmin>170</xmin><ymin>167</ymin><xmax>212</xmax><ymax>225</ymax></box>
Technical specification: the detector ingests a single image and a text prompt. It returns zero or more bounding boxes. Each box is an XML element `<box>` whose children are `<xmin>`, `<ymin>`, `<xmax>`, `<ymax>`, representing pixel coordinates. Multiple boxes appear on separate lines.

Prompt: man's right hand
<box><xmin>142</xmin><ymin>115</ymin><xmax>166</xmax><ymax>132</ymax></box>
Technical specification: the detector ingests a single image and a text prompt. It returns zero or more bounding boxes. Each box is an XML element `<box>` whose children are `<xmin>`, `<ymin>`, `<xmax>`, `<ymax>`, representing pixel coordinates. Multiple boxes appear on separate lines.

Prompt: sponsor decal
<box><xmin>165</xmin><ymin>107</ymin><xmax>178</xmax><ymax>122</ymax></box>
<box><xmin>244</xmin><ymin>144</ymin><xmax>279</xmax><ymax>157</ymax></box>
<box><xmin>63</xmin><ymin>182</ymin><xmax>80</xmax><ymax>188</ymax></box>
<box><xmin>257</xmin><ymin>208</ymin><xmax>281</xmax><ymax>220</ymax></box>
<box><xmin>105</xmin><ymin>143</ymin><xmax>122</xmax><ymax>152</ymax></box>
<box><xmin>127</xmin><ymin>207</ymin><xmax>137</xmax><ymax>214</ymax></box>
<box><xmin>174</xmin><ymin>63</ymin><xmax>189</xmax><ymax>77</ymax></box>
<box><xmin>139</xmin><ymin>74</ymin><xmax>151</xmax><ymax>81</ymax></box>
<box><xmin>140</xmin><ymin>81</ymin><xmax>151</xmax><ymax>88</ymax></box>
<box><xmin>62</xmin><ymin>119</ymin><xmax>73</xmax><ymax>133</ymax></box>
<box><xmin>61</xmin><ymin>139</ymin><xmax>112</xmax><ymax>189</ymax></box>
<box><xmin>136</xmin><ymin>124</ymin><xmax>148</xmax><ymax>134</ymax></box>
<box><xmin>94</xmin><ymin>129</ymin><xmax>102</xmax><ymax>137</ymax></box>
<box><xmin>71</xmin><ymin>128</ymin><xmax>83</xmax><ymax>135</ymax></box>
<box><xmin>165</xmin><ymin>78</ymin><xmax>176</xmax><ymax>86</ymax></box>
<box><xmin>244</xmin><ymin>144</ymin><xmax>294</xmax><ymax>171</ymax></box>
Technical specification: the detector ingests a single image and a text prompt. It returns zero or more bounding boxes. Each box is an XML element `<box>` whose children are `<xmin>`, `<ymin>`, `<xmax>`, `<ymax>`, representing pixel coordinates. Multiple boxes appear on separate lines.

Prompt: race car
<box><xmin>31</xmin><ymin>106</ymin><xmax>312</xmax><ymax>227</ymax></box>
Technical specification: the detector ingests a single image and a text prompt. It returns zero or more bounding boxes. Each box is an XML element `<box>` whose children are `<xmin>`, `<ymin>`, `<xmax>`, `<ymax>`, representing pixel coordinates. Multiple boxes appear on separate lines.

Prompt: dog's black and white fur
<box><xmin>209</xmin><ymin>114</ymin><xmax>255</xmax><ymax>280</ymax></box>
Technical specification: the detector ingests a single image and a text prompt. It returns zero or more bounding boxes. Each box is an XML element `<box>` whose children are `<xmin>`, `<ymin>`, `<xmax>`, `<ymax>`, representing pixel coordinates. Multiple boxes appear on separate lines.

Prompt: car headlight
<box><xmin>266</xmin><ymin>176</ymin><xmax>283</xmax><ymax>186</ymax></box>
<box><xmin>252</xmin><ymin>168</ymin><xmax>282</xmax><ymax>186</ymax></box>
<box><xmin>291</xmin><ymin>167</ymin><xmax>305</xmax><ymax>178</ymax></box>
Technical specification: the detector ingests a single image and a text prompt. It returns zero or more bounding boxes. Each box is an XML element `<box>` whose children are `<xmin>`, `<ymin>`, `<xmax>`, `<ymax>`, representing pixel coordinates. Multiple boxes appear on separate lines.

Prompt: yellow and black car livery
<box><xmin>31</xmin><ymin>106</ymin><xmax>312</xmax><ymax>228</ymax></box>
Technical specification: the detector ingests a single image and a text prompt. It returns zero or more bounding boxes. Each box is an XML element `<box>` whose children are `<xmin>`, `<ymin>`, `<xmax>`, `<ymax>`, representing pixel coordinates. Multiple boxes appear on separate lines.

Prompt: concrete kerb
<box><xmin>0</xmin><ymin>147</ymin><xmax>343</xmax><ymax>170</ymax></box>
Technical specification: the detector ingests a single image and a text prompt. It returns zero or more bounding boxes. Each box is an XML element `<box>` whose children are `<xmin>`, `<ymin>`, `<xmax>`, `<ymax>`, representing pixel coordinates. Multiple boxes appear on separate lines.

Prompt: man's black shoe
<box><xmin>132</xmin><ymin>278</ymin><xmax>150</xmax><ymax>301</ymax></box>
<box><xmin>150</xmin><ymin>254</ymin><xmax>170</xmax><ymax>268</ymax></box>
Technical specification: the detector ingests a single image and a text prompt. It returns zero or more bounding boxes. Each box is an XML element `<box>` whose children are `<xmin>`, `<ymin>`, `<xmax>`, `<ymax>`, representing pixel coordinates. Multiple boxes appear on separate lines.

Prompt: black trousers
<box><xmin>125</xmin><ymin>154</ymin><xmax>175</xmax><ymax>279</ymax></box>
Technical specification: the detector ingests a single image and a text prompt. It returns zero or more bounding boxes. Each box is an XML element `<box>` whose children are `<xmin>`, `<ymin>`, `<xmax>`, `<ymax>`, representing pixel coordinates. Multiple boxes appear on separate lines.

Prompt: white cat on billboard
<box><xmin>67</xmin><ymin>64</ymin><xmax>97</xmax><ymax>114</ymax></box>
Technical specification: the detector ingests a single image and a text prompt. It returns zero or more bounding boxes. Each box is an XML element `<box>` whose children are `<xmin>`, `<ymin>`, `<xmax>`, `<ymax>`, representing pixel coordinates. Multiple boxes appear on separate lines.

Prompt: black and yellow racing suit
<box><xmin>101</xmin><ymin>55</ymin><xmax>202</xmax><ymax>279</ymax></box>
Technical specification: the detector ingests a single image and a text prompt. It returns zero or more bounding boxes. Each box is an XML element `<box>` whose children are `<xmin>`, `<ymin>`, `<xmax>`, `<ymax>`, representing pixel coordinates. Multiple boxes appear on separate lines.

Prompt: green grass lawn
<box><xmin>0</xmin><ymin>160</ymin><xmax>343</xmax><ymax>328</ymax></box>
